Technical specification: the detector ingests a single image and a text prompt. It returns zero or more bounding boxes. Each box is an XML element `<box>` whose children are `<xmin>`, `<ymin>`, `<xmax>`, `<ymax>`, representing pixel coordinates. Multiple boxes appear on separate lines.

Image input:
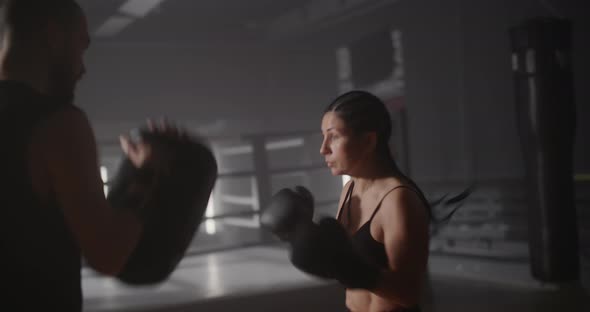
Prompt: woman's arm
<box><xmin>370</xmin><ymin>188</ymin><xmax>430</xmax><ymax>307</ymax></box>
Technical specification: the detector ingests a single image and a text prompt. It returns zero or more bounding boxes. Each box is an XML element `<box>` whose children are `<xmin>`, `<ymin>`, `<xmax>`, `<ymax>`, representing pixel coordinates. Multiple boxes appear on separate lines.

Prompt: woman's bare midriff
<box><xmin>345</xmin><ymin>289</ymin><xmax>412</xmax><ymax>312</ymax></box>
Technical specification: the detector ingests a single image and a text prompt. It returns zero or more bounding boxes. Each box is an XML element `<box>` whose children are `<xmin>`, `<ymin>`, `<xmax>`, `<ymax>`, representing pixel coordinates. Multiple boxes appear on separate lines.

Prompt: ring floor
<box><xmin>82</xmin><ymin>245</ymin><xmax>590</xmax><ymax>312</ymax></box>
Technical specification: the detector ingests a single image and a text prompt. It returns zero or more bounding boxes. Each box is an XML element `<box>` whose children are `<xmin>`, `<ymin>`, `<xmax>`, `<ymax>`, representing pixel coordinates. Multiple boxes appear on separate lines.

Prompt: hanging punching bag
<box><xmin>509</xmin><ymin>18</ymin><xmax>578</xmax><ymax>283</ymax></box>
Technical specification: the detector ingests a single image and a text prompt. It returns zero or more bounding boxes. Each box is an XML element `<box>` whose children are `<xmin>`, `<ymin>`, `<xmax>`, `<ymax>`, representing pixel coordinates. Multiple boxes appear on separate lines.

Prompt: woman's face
<box><xmin>320</xmin><ymin>112</ymin><xmax>372</xmax><ymax>176</ymax></box>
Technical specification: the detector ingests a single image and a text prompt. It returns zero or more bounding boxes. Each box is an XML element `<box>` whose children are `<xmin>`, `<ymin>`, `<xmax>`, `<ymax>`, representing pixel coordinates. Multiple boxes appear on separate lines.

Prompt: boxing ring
<box><xmin>83</xmin><ymin>130</ymin><xmax>589</xmax><ymax>311</ymax></box>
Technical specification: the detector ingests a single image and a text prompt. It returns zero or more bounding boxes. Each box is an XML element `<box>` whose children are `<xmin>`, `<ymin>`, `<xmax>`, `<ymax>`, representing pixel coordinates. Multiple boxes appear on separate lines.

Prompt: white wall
<box><xmin>76</xmin><ymin>42</ymin><xmax>338</xmax><ymax>145</ymax></box>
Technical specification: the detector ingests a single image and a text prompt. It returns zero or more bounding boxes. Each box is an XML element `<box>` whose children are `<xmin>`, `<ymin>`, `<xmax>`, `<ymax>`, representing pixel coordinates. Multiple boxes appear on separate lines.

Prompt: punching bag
<box><xmin>510</xmin><ymin>18</ymin><xmax>578</xmax><ymax>283</ymax></box>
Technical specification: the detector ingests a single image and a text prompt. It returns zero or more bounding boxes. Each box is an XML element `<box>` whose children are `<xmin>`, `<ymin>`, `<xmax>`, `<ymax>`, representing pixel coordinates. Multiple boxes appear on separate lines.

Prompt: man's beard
<box><xmin>47</xmin><ymin>59</ymin><xmax>77</xmax><ymax>104</ymax></box>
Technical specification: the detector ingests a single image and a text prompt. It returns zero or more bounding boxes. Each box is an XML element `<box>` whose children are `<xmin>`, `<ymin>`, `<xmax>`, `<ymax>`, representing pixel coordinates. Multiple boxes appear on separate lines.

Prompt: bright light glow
<box><xmin>205</xmin><ymin>220</ymin><xmax>216</xmax><ymax>235</ymax></box>
<box><xmin>217</xmin><ymin>138</ymin><xmax>304</xmax><ymax>156</ymax></box>
<box><xmin>207</xmin><ymin>255</ymin><xmax>221</xmax><ymax>294</ymax></box>
<box><xmin>205</xmin><ymin>195</ymin><xmax>216</xmax><ymax>235</ymax></box>
<box><xmin>119</xmin><ymin>0</ymin><xmax>165</xmax><ymax>18</ymax></box>
<box><xmin>218</xmin><ymin>145</ymin><xmax>253</xmax><ymax>156</ymax></box>
<box><xmin>221</xmin><ymin>217</ymin><xmax>260</xmax><ymax>228</ymax></box>
<box><xmin>265</xmin><ymin>138</ymin><xmax>304</xmax><ymax>151</ymax></box>
<box><xmin>206</xmin><ymin>195</ymin><xmax>214</xmax><ymax>217</ymax></box>
<box><xmin>100</xmin><ymin>166</ymin><xmax>108</xmax><ymax>182</ymax></box>
<box><xmin>220</xmin><ymin>194</ymin><xmax>255</xmax><ymax>206</ymax></box>
<box><xmin>94</xmin><ymin>16</ymin><xmax>135</xmax><ymax>37</ymax></box>
<box><xmin>342</xmin><ymin>175</ymin><xmax>351</xmax><ymax>186</ymax></box>
<box><xmin>100</xmin><ymin>166</ymin><xmax>109</xmax><ymax>196</ymax></box>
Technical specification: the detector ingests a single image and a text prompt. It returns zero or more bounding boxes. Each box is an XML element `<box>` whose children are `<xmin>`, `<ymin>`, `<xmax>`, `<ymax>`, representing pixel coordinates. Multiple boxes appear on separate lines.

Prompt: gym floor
<box><xmin>81</xmin><ymin>225</ymin><xmax>589</xmax><ymax>312</ymax></box>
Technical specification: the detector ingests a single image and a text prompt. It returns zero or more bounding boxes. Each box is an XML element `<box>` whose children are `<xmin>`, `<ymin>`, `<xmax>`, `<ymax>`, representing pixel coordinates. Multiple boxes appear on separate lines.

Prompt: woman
<box><xmin>320</xmin><ymin>90</ymin><xmax>464</xmax><ymax>312</ymax></box>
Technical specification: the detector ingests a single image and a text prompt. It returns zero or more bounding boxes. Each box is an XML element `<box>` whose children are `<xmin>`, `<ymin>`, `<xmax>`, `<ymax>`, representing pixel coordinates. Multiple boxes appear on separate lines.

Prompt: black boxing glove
<box><xmin>261</xmin><ymin>186</ymin><xmax>381</xmax><ymax>290</ymax></box>
<box><xmin>289</xmin><ymin>217</ymin><xmax>381</xmax><ymax>290</ymax></box>
<box><xmin>260</xmin><ymin>186</ymin><xmax>315</xmax><ymax>241</ymax></box>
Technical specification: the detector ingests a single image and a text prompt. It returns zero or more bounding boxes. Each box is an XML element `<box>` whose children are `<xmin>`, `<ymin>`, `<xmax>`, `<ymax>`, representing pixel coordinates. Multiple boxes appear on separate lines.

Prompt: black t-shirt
<box><xmin>0</xmin><ymin>80</ymin><xmax>82</xmax><ymax>311</ymax></box>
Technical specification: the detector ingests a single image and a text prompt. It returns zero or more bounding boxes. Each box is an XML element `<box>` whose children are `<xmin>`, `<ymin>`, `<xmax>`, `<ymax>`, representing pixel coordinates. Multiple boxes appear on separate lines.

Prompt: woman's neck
<box><xmin>350</xmin><ymin>155</ymin><xmax>399</xmax><ymax>194</ymax></box>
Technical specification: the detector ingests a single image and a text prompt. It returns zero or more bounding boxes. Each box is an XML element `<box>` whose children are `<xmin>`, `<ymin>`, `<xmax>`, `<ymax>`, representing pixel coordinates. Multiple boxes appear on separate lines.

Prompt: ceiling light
<box><xmin>94</xmin><ymin>15</ymin><xmax>134</xmax><ymax>37</ymax></box>
<box><xmin>119</xmin><ymin>0</ymin><xmax>165</xmax><ymax>18</ymax></box>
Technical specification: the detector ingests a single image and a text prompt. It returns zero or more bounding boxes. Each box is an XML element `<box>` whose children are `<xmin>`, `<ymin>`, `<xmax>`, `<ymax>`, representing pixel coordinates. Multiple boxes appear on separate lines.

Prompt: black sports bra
<box><xmin>336</xmin><ymin>181</ymin><xmax>420</xmax><ymax>269</ymax></box>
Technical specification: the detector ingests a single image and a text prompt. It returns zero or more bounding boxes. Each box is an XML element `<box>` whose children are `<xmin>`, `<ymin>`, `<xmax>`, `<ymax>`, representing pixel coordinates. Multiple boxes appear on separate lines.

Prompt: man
<box><xmin>0</xmin><ymin>1</ymin><xmax>173</xmax><ymax>310</ymax></box>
